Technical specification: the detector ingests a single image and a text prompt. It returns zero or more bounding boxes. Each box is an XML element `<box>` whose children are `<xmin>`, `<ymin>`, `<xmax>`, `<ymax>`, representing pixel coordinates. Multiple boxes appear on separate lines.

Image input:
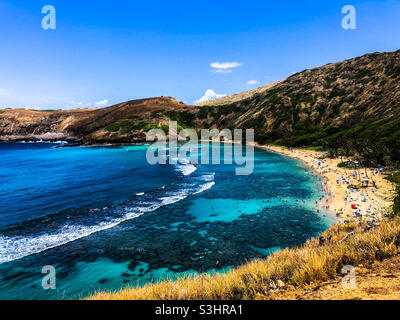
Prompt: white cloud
<box><xmin>210</xmin><ymin>61</ymin><xmax>243</xmax><ymax>74</ymax></box>
<box><xmin>71</xmin><ymin>101</ymin><xmax>84</xmax><ymax>107</ymax></box>
<box><xmin>69</xmin><ymin>99</ymin><xmax>109</xmax><ymax>109</ymax></box>
<box><xmin>0</xmin><ymin>88</ymin><xmax>109</xmax><ymax>110</ymax></box>
<box><xmin>195</xmin><ymin>89</ymin><xmax>227</xmax><ymax>104</ymax></box>
<box><xmin>210</xmin><ymin>62</ymin><xmax>242</xmax><ymax>69</ymax></box>
<box><xmin>246</xmin><ymin>80</ymin><xmax>259</xmax><ymax>85</ymax></box>
<box><xmin>95</xmin><ymin>99</ymin><xmax>109</xmax><ymax>107</ymax></box>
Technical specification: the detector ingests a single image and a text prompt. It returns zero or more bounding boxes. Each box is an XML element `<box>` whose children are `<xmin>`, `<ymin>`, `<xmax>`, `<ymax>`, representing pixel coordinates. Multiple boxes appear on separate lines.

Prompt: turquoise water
<box><xmin>0</xmin><ymin>142</ymin><xmax>333</xmax><ymax>299</ymax></box>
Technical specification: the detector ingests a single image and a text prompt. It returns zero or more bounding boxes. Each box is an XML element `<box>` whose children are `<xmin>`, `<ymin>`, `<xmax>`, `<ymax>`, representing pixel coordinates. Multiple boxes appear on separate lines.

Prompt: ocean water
<box><xmin>0</xmin><ymin>142</ymin><xmax>333</xmax><ymax>299</ymax></box>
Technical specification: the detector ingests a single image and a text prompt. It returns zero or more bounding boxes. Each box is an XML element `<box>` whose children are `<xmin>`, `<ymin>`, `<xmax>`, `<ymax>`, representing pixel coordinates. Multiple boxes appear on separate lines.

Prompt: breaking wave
<box><xmin>0</xmin><ymin>175</ymin><xmax>215</xmax><ymax>264</ymax></box>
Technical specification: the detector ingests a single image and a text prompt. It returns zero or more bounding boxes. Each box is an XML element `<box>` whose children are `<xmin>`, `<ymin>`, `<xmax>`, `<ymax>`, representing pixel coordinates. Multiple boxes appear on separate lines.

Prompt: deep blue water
<box><xmin>0</xmin><ymin>142</ymin><xmax>333</xmax><ymax>299</ymax></box>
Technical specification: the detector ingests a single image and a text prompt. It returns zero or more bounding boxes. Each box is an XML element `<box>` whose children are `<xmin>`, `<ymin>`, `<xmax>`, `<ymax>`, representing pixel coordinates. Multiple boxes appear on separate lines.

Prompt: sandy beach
<box><xmin>258</xmin><ymin>144</ymin><xmax>395</xmax><ymax>222</ymax></box>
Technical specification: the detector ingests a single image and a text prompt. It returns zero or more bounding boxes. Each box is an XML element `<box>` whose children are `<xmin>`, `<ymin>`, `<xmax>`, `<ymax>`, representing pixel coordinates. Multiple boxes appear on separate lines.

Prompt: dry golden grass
<box><xmin>88</xmin><ymin>218</ymin><xmax>400</xmax><ymax>300</ymax></box>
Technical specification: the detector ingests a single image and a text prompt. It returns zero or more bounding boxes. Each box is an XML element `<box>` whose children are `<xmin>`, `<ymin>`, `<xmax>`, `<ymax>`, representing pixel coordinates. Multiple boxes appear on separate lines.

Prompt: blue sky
<box><xmin>0</xmin><ymin>0</ymin><xmax>399</xmax><ymax>109</ymax></box>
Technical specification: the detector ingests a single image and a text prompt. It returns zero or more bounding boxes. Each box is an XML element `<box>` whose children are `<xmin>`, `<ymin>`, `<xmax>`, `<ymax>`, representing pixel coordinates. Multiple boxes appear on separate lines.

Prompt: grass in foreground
<box><xmin>266</xmin><ymin>254</ymin><xmax>400</xmax><ymax>300</ymax></box>
<box><xmin>89</xmin><ymin>218</ymin><xmax>400</xmax><ymax>300</ymax></box>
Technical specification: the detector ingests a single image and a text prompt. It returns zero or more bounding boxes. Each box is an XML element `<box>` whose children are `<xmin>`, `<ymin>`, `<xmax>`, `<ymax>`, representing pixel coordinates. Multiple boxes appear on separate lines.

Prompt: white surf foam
<box><xmin>193</xmin><ymin>182</ymin><xmax>215</xmax><ymax>195</ymax></box>
<box><xmin>0</xmin><ymin>209</ymin><xmax>145</xmax><ymax>264</ymax></box>
<box><xmin>0</xmin><ymin>177</ymin><xmax>215</xmax><ymax>264</ymax></box>
<box><xmin>178</xmin><ymin>164</ymin><xmax>197</xmax><ymax>176</ymax></box>
<box><xmin>17</xmin><ymin>140</ymin><xmax>68</xmax><ymax>144</ymax></box>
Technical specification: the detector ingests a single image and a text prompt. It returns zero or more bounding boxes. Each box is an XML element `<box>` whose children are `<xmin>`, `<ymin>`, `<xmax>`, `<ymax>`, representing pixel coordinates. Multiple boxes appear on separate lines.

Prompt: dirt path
<box><xmin>263</xmin><ymin>255</ymin><xmax>400</xmax><ymax>300</ymax></box>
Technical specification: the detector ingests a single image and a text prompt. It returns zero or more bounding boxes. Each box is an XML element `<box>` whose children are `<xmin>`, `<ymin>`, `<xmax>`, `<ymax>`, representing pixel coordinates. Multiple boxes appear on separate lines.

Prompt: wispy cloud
<box><xmin>246</xmin><ymin>80</ymin><xmax>259</xmax><ymax>85</ymax></box>
<box><xmin>195</xmin><ymin>89</ymin><xmax>227</xmax><ymax>104</ymax></box>
<box><xmin>71</xmin><ymin>101</ymin><xmax>85</xmax><ymax>107</ymax></box>
<box><xmin>70</xmin><ymin>99</ymin><xmax>109</xmax><ymax>108</ymax></box>
<box><xmin>95</xmin><ymin>99</ymin><xmax>109</xmax><ymax>107</ymax></box>
<box><xmin>210</xmin><ymin>61</ymin><xmax>243</xmax><ymax>74</ymax></box>
<box><xmin>0</xmin><ymin>89</ymin><xmax>63</xmax><ymax>109</ymax></box>
<box><xmin>0</xmin><ymin>88</ymin><xmax>109</xmax><ymax>110</ymax></box>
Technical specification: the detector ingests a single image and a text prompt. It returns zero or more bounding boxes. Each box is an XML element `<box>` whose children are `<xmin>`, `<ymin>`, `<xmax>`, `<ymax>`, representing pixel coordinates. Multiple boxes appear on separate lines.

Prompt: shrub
<box><xmin>144</xmin><ymin>124</ymin><xmax>159</xmax><ymax>132</ymax></box>
<box><xmin>165</xmin><ymin>111</ymin><xmax>196</xmax><ymax>127</ymax></box>
<box><xmin>354</xmin><ymin>69</ymin><xmax>373</xmax><ymax>79</ymax></box>
<box><xmin>393</xmin><ymin>188</ymin><xmax>400</xmax><ymax>217</ymax></box>
<box><xmin>202</xmin><ymin>122</ymin><xmax>211</xmax><ymax>129</ymax></box>
<box><xmin>150</xmin><ymin>109</ymin><xmax>165</xmax><ymax>118</ymax></box>
<box><xmin>105</xmin><ymin>120</ymin><xmax>150</xmax><ymax>134</ymax></box>
<box><xmin>386</xmin><ymin>172</ymin><xmax>400</xmax><ymax>217</ymax></box>
<box><xmin>105</xmin><ymin>120</ymin><xmax>126</xmax><ymax>132</ymax></box>
<box><xmin>197</xmin><ymin>107</ymin><xmax>209</xmax><ymax>120</ymax></box>
<box><xmin>160</xmin><ymin>124</ymin><xmax>169</xmax><ymax>133</ymax></box>
<box><xmin>337</xmin><ymin>161</ymin><xmax>350</xmax><ymax>168</ymax></box>
<box><xmin>255</xmin><ymin>131</ymin><xmax>270</xmax><ymax>144</ymax></box>
<box><xmin>385</xmin><ymin>64</ymin><xmax>400</xmax><ymax>78</ymax></box>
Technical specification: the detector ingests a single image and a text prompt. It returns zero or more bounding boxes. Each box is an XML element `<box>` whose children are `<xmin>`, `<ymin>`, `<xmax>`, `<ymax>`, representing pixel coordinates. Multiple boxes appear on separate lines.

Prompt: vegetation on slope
<box><xmin>90</xmin><ymin>218</ymin><xmax>400</xmax><ymax>300</ymax></box>
<box><xmin>394</xmin><ymin>188</ymin><xmax>400</xmax><ymax>217</ymax></box>
<box><xmin>2</xmin><ymin>50</ymin><xmax>400</xmax><ymax>148</ymax></box>
<box><xmin>386</xmin><ymin>173</ymin><xmax>400</xmax><ymax>217</ymax></box>
<box><xmin>195</xmin><ymin>80</ymin><xmax>283</xmax><ymax>107</ymax></box>
<box><xmin>280</xmin><ymin>116</ymin><xmax>400</xmax><ymax>163</ymax></box>
<box><xmin>0</xmin><ymin>97</ymin><xmax>188</xmax><ymax>143</ymax></box>
<box><xmin>105</xmin><ymin>120</ymin><xmax>158</xmax><ymax>134</ymax></box>
<box><xmin>88</xmin><ymin>51</ymin><xmax>400</xmax><ymax>299</ymax></box>
<box><xmin>193</xmin><ymin>50</ymin><xmax>400</xmax><ymax>161</ymax></box>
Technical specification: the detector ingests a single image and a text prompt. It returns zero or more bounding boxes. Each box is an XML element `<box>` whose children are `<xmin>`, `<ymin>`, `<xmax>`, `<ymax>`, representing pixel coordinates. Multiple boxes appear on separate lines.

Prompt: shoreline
<box><xmin>4</xmin><ymin>139</ymin><xmax>394</xmax><ymax>222</ymax></box>
<box><xmin>257</xmin><ymin>144</ymin><xmax>395</xmax><ymax>222</ymax></box>
<box><xmin>255</xmin><ymin>143</ymin><xmax>337</xmax><ymax>221</ymax></box>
